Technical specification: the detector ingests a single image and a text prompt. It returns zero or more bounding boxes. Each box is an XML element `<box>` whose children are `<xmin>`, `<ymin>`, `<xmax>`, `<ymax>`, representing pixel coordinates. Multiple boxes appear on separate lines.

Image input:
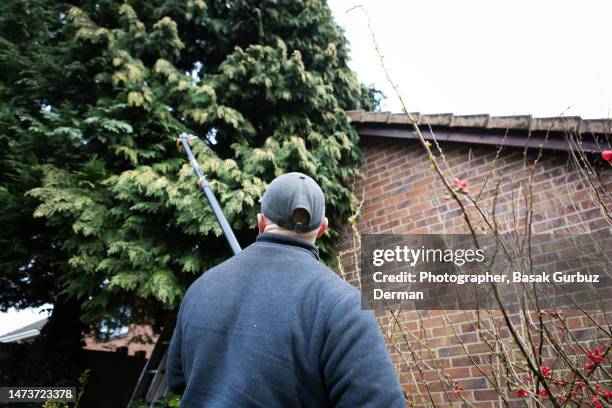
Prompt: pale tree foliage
<box><xmin>1</xmin><ymin>0</ymin><xmax>379</xmax><ymax>328</ymax></box>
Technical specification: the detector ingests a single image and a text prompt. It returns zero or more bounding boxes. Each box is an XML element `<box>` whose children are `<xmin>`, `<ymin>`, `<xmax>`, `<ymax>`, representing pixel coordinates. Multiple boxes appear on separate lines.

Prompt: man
<box><xmin>167</xmin><ymin>172</ymin><xmax>405</xmax><ymax>407</ymax></box>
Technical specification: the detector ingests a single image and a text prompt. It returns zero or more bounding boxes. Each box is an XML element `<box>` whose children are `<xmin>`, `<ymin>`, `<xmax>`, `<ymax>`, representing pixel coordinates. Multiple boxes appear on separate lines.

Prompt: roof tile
<box><xmin>346</xmin><ymin>110</ymin><xmax>612</xmax><ymax>135</ymax></box>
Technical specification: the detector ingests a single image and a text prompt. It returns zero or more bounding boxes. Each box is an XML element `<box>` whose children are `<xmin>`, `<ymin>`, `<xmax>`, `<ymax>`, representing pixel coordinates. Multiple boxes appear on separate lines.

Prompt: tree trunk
<box><xmin>27</xmin><ymin>296</ymin><xmax>85</xmax><ymax>386</ymax></box>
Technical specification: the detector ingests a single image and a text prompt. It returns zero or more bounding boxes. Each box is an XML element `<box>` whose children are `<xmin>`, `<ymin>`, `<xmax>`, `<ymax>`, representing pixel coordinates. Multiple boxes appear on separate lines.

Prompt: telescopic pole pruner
<box><xmin>177</xmin><ymin>133</ymin><xmax>242</xmax><ymax>255</ymax></box>
<box><xmin>128</xmin><ymin>133</ymin><xmax>242</xmax><ymax>407</ymax></box>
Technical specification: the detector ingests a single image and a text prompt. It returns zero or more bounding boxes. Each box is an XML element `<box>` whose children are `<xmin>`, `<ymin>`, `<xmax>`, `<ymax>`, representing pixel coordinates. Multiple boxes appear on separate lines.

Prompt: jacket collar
<box><xmin>255</xmin><ymin>232</ymin><xmax>320</xmax><ymax>260</ymax></box>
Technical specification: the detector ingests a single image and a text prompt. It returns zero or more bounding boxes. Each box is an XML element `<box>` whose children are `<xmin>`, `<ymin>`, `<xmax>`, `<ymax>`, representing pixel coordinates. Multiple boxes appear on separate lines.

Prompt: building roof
<box><xmin>347</xmin><ymin>110</ymin><xmax>612</xmax><ymax>153</ymax></box>
<box><xmin>347</xmin><ymin>110</ymin><xmax>612</xmax><ymax>135</ymax></box>
<box><xmin>0</xmin><ymin>318</ymin><xmax>48</xmax><ymax>343</ymax></box>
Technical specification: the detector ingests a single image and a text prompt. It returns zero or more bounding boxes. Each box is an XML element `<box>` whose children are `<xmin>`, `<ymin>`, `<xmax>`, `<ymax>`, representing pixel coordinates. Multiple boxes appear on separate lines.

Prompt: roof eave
<box><xmin>347</xmin><ymin>110</ymin><xmax>612</xmax><ymax>153</ymax></box>
<box><xmin>0</xmin><ymin>328</ymin><xmax>41</xmax><ymax>343</ymax></box>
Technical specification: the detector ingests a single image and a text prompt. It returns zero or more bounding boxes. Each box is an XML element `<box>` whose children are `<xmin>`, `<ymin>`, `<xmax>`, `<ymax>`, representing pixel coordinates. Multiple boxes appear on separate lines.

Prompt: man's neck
<box><xmin>256</xmin><ymin>232</ymin><xmax>320</xmax><ymax>260</ymax></box>
<box><xmin>263</xmin><ymin>226</ymin><xmax>317</xmax><ymax>244</ymax></box>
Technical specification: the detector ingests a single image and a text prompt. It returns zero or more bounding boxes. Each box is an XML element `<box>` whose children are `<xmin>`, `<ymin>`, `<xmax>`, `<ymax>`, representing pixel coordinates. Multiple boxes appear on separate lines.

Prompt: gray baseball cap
<box><xmin>260</xmin><ymin>172</ymin><xmax>325</xmax><ymax>232</ymax></box>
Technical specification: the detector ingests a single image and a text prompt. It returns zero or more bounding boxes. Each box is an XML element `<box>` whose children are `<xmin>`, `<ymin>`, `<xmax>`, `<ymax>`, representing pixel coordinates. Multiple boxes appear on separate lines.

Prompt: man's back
<box><xmin>167</xmin><ymin>232</ymin><xmax>405</xmax><ymax>407</ymax></box>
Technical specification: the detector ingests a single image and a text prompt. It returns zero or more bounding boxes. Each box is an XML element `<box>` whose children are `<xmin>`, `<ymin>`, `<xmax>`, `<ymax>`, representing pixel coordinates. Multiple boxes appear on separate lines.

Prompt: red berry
<box><xmin>602</xmin><ymin>150</ymin><xmax>612</xmax><ymax>161</ymax></box>
<box><xmin>587</xmin><ymin>348</ymin><xmax>604</xmax><ymax>363</ymax></box>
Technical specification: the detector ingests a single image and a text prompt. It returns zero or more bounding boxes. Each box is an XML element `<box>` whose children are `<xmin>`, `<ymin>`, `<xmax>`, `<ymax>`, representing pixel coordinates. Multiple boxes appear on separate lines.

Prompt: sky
<box><xmin>328</xmin><ymin>0</ymin><xmax>612</xmax><ymax>118</ymax></box>
<box><xmin>2</xmin><ymin>0</ymin><xmax>612</xmax><ymax>337</ymax></box>
<box><xmin>0</xmin><ymin>305</ymin><xmax>51</xmax><ymax>337</ymax></box>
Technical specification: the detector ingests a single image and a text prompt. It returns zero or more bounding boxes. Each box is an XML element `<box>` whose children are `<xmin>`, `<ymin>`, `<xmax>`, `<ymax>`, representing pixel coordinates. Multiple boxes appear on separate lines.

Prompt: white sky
<box><xmin>2</xmin><ymin>0</ymin><xmax>612</xmax><ymax>337</ymax></box>
<box><xmin>328</xmin><ymin>0</ymin><xmax>612</xmax><ymax>118</ymax></box>
<box><xmin>0</xmin><ymin>305</ymin><xmax>51</xmax><ymax>337</ymax></box>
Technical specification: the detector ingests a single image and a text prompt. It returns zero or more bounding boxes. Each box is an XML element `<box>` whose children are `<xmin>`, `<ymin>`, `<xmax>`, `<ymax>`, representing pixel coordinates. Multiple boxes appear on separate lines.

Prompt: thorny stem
<box><xmin>346</xmin><ymin>5</ymin><xmax>479</xmax><ymax>246</ymax></box>
<box><xmin>344</xmin><ymin>5</ymin><xmax>611</xmax><ymax>407</ymax></box>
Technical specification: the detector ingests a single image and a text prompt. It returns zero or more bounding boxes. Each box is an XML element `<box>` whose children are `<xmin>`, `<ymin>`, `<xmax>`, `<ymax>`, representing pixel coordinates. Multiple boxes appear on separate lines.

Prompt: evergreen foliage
<box><xmin>0</xmin><ymin>0</ymin><xmax>379</xmax><ymax>325</ymax></box>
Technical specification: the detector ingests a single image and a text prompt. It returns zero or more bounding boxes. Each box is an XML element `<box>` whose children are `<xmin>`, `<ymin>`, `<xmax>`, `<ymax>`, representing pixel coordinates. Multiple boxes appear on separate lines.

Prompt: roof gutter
<box><xmin>353</xmin><ymin>123</ymin><xmax>606</xmax><ymax>154</ymax></box>
<box><xmin>0</xmin><ymin>328</ymin><xmax>41</xmax><ymax>343</ymax></box>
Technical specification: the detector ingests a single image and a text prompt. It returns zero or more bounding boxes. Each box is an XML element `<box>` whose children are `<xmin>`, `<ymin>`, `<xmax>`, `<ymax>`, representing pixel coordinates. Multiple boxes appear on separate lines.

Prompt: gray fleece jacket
<box><xmin>167</xmin><ymin>232</ymin><xmax>405</xmax><ymax>407</ymax></box>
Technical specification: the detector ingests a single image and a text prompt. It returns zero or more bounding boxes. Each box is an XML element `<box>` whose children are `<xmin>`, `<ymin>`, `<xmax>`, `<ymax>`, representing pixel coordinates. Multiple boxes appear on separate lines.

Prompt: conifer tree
<box><xmin>1</xmin><ymin>0</ymin><xmax>380</xmax><ymax>332</ymax></box>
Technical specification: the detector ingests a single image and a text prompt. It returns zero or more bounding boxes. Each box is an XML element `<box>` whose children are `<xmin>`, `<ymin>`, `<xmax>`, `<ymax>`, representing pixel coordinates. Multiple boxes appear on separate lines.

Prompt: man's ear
<box><xmin>257</xmin><ymin>213</ymin><xmax>266</xmax><ymax>233</ymax></box>
<box><xmin>315</xmin><ymin>217</ymin><xmax>328</xmax><ymax>239</ymax></box>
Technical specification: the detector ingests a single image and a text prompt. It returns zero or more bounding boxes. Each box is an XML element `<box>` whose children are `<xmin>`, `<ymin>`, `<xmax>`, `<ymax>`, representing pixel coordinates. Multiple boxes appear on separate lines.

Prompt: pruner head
<box><xmin>176</xmin><ymin>133</ymin><xmax>198</xmax><ymax>150</ymax></box>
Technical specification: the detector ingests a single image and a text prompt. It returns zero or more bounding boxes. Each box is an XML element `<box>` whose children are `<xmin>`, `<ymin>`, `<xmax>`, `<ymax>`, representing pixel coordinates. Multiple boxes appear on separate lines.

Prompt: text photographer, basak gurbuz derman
<box><xmin>167</xmin><ymin>172</ymin><xmax>405</xmax><ymax>407</ymax></box>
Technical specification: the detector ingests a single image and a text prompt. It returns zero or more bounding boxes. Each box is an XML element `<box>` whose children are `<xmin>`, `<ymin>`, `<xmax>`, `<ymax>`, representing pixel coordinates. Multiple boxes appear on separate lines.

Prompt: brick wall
<box><xmin>338</xmin><ymin>136</ymin><xmax>612</xmax><ymax>407</ymax></box>
<box><xmin>83</xmin><ymin>324</ymin><xmax>157</xmax><ymax>358</ymax></box>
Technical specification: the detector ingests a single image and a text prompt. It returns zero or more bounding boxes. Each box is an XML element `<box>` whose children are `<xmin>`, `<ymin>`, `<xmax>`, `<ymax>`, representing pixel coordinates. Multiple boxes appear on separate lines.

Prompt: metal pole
<box><xmin>178</xmin><ymin>133</ymin><xmax>242</xmax><ymax>255</ymax></box>
<box><xmin>128</xmin><ymin>134</ymin><xmax>243</xmax><ymax>407</ymax></box>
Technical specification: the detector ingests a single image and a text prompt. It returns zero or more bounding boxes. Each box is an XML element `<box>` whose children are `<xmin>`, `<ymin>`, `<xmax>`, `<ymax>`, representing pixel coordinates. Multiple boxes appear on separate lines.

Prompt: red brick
<box><xmin>336</xmin><ymin>137</ymin><xmax>612</xmax><ymax>401</ymax></box>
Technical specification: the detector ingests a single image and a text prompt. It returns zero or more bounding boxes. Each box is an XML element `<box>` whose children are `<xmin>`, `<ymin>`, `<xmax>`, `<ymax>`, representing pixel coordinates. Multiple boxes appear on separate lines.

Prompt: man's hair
<box><xmin>291</xmin><ymin>208</ymin><xmax>311</xmax><ymax>228</ymax></box>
